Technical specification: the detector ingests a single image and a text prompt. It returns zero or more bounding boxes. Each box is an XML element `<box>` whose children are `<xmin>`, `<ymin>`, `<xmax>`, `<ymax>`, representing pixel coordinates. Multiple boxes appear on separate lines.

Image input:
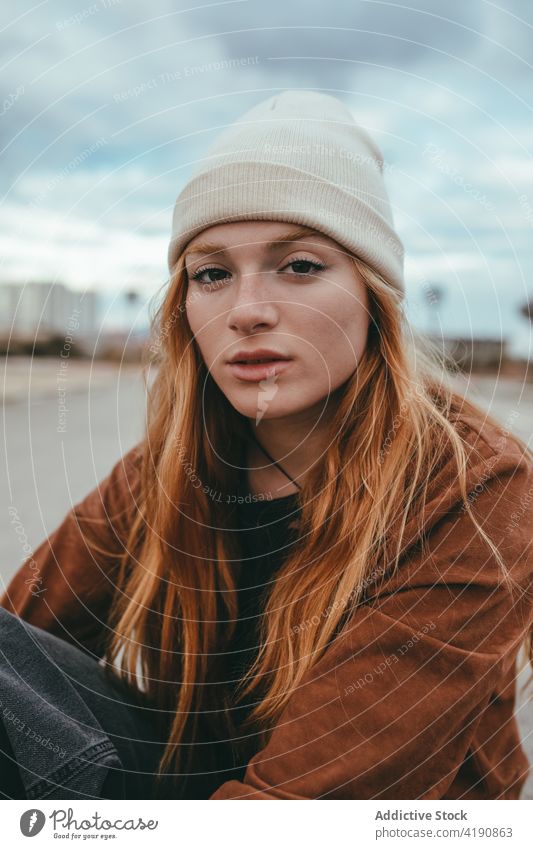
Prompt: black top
<box><xmin>179</xmin><ymin>487</ymin><xmax>302</xmax><ymax>798</ymax></box>
<box><xmin>226</xmin><ymin>490</ymin><xmax>301</xmax><ymax>686</ymax></box>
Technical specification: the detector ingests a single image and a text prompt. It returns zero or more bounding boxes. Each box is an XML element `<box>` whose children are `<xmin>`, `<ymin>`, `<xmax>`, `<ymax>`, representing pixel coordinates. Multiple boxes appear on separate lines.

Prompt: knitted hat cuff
<box><xmin>167</xmin><ymin>90</ymin><xmax>405</xmax><ymax>295</ymax></box>
<box><xmin>168</xmin><ymin>160</ymin><xmax>405</xmax><ymax>294</ymax></box>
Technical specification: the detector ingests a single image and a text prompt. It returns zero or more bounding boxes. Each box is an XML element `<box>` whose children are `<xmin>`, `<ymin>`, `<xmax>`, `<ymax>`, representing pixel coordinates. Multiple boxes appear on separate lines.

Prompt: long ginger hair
<box><xmin>102</xmin><ymin>242</ymin><xmax>533</xmax><ymax>789</ymax></box>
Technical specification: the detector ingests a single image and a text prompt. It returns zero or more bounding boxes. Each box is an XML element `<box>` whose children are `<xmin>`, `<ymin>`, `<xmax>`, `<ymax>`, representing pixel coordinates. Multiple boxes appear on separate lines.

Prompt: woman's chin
<box><xmin>227</xmin><ymin>395</ymin><xmax>297</xmax><ymax>422</ymax></box>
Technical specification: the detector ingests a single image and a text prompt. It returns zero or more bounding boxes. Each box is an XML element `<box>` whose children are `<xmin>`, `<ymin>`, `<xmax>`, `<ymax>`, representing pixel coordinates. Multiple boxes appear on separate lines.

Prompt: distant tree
<box><xmin>125</xmin><ymin>289</ymin><xmax>140</xmax><ymax>304</ymax></box>
<box><xmin>520</xmin><ymin>298</ymin><xmax>532</xmax><ymax>323</ymax></box>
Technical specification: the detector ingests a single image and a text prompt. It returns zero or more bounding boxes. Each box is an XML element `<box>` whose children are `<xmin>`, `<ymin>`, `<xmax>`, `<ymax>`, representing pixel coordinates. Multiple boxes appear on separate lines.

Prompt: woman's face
<box><xmin>184</xmin><ymin>220</ymin><xmax>370</xmax><ymax>423</ymax></box>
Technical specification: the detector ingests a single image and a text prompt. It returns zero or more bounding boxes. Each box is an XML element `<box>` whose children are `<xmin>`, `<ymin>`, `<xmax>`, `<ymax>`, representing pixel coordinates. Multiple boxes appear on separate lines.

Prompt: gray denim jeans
<box><xmin>0</xmin><ymin>605</ymin><xmax>173</xmax><ymax>800</ymax></box>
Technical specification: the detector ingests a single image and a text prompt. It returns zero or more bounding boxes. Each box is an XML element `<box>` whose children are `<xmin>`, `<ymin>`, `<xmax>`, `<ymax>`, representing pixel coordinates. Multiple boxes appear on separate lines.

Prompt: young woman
<box><xmin>2</xmin><ymin>90</ymin><xmax>533</xmax><ymax>801</ymax></box>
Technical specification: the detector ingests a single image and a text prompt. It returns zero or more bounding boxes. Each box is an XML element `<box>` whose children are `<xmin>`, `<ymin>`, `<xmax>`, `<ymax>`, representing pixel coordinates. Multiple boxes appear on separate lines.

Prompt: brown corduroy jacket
<box><xmin>2</xmin><ymin>410</ymin><xmax>533</xmax><ymax>800</ymax></box>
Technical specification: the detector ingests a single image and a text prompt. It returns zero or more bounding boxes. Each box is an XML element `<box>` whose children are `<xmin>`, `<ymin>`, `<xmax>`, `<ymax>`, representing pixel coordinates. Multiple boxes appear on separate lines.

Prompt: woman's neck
<box><xmin>244</xmin><ymin>411</ymin><xmax>331</xmax><ymax>498</ymax></box>
<box><xmin>245</xmin><ymin>441</ymin><xmax>300</xmax><ymax>498</ymax></box>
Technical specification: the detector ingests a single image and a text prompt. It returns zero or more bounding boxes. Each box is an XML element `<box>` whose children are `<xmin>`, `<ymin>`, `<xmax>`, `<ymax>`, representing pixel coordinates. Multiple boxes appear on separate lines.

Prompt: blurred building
<box><xmin>430</xmin><ymin>335</ymin><xmax>508</xmax><ymax>371</ymax></box>
<box><xmin>0</xmin><ymin>282</ymin><xmax>99</xmax><ymax>355</ymax></box>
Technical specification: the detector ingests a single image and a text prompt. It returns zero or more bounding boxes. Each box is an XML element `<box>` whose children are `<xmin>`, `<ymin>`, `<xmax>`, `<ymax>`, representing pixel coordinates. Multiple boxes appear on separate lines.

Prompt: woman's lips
<box><xmin>227</xmin><ymin>359</ymin><xmax>293</xmax><ymax>381</ymax></box>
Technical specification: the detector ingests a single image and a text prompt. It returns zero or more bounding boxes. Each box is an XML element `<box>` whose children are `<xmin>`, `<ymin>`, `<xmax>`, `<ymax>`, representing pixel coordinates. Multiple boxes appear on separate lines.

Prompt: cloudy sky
<box><xmin>1</xmin><ymin>0</ymin><xmax>532</xmax><ymax>353</ymax></box>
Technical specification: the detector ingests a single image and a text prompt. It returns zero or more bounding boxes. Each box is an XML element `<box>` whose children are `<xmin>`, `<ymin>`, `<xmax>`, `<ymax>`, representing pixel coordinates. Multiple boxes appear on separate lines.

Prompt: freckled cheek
<box><xmin>333</xmin><ymin>300</ymin><xmax>370</xmax><ymax>357</ymax></box>
<box><xmin>299</xmin><ymin>306</ymin><xmax>368</xmax><ymax>372</ymax></box>
<box><xmin>186</xmin><ymin>306</ymin><xmax>221</xmax><ymax>366</ymax></box>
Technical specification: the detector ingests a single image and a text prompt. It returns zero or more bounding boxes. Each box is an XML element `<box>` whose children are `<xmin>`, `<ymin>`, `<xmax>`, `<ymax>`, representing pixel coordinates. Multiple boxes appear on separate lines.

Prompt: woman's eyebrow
<box><xmin>184</xmin><ymin>228</ymin><xmax>325</xmax><ymax>259</ymax></box>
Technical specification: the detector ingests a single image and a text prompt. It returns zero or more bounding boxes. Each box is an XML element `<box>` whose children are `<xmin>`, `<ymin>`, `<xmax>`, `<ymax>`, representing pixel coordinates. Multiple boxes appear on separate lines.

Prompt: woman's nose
<box><xmin>226</xmin><ymin>272</ymin><xmax>279</xmax><ymax>332</ymax></box>
<box><xmin>227</xmin><ymin>298</ymin><xmax>279</xmax><ymax>333</ymax></box>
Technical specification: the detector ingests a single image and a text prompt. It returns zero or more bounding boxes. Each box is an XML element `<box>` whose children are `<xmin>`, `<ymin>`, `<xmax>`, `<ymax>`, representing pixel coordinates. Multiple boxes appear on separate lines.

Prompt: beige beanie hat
<box><xmin>167</xmin><ymin>89</ymin><xmax>405</xmax><ymax>294</ymax></box>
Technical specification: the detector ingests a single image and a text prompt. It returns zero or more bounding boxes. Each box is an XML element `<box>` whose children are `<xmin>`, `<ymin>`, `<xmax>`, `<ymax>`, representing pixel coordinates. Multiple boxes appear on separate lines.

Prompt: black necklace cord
<box><xmin>248</xmin><ymin>431</ymin><xmax>302</xmax><ymax>492</ymax></box>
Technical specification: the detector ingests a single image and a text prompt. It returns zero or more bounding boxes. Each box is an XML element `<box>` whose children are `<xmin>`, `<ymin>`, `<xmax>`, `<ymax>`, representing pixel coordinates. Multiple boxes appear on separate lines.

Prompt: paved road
<box><xmin>1</xmin><ymin>360</ymin><xmax>532</xmax><ymax>797</ymax></box>
<box><xmin>1</xmin><ymin>360</ymin><xmax>147</xmax><ymax>582</ymax></box>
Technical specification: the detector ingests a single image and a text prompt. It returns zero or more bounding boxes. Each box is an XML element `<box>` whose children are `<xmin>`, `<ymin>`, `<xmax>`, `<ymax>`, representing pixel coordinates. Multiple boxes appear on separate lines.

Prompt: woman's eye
<box><xmin>282</xmin><ymin>259</ymin><xmax>326</xmax><ymax>276</ymax></box>
<box><xmin>189</xmin><ymin>258</ymin><xmax>326</xmax><ymax>286</ymax></box>
<box><xmin>190</xmin><ymin>266</ymin><xmax>230</xmax><ymax>285</ymax></box>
